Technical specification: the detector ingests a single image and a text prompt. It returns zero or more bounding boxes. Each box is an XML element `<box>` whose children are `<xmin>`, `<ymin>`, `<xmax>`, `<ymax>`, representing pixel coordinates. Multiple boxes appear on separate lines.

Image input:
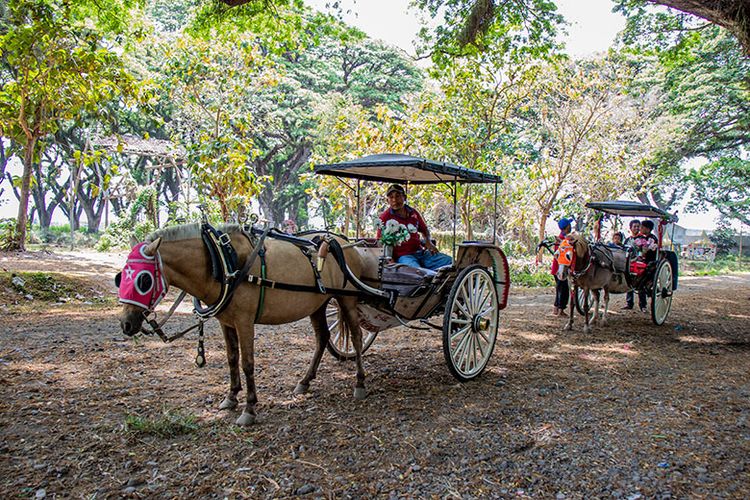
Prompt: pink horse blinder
<box><xmin>116</xmin><ymin>242</ymin><xmax>168</xmax><ymax>311</ymax></box>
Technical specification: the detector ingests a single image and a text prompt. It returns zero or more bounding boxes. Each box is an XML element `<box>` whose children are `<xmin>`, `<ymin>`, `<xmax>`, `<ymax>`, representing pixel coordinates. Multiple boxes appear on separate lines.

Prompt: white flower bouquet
<box><xmin>378</xmin><ymin>219</ymin><xmax>417</xmax><ymax>247</ymax></box>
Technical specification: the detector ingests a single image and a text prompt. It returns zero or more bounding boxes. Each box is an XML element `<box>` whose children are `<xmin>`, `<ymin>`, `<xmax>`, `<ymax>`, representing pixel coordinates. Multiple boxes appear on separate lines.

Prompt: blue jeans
<box><xmin>397</xmin><ymin>249</ymin><xmax>452</xmax><ymax>270</ymax></box>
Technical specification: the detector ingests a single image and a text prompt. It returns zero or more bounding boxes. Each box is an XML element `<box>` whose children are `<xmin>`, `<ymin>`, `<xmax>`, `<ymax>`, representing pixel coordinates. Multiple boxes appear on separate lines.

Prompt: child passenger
<box><xmin>612</xmin><ymin>231</ymin><xmax>624</xmax><ymax>246</ymax></box>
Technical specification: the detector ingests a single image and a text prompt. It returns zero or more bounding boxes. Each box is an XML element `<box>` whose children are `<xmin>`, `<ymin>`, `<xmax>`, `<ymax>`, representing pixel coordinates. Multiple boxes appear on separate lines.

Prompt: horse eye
<box><xmin>114</xmin><ymin>272</ymin><xmax>122</xmax><ymax>288</ymax></box>
<box><xmin>135</xmin><ymin>272</ymin><xmax>154</xmax><ymax>294</ymax></box>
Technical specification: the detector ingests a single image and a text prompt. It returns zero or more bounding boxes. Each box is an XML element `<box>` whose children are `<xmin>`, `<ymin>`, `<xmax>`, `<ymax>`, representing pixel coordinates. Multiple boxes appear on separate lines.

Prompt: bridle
<box><xmin>556</xmin><ymin>237</ymin><xmax>593</xmax><ymax>282</ymax></box>
<box><xmin>115</xmin><ymin>242</ymin><xmax>169</xmax><ymax>312</ymax></box>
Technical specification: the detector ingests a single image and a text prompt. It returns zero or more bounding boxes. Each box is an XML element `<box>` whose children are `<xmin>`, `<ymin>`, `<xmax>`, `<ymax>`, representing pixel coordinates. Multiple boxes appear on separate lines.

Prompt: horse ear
<box><xmin>143</xmin><ymin>237</ymin><xmax>162</xmax><ymax>256</ymax></box>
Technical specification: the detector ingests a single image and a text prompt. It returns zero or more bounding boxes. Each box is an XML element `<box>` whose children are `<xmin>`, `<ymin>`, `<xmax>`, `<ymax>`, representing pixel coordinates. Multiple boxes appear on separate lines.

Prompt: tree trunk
<box><xmin>649</xmin><ymin>0</ymin><xmax>750</xmax><ymax>55</ymax></box>
<box><xmin>0</xmin><ymin>140</ymin><xmax>7</xmax><ymax>183</ymax></box>
<box><xmin>13</xmin><ymin>137</ymin><xmax>36</xmax><ymax>251</ymax></box>
<box><xmin>537</xmin><ymin>207</ymin><xmax>551</xmax><ymax>260</ymax></box>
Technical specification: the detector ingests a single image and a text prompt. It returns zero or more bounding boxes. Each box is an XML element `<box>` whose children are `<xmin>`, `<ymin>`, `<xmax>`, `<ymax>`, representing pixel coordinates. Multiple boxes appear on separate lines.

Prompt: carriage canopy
<box><xmin>314</xmin><ymin>153</ymin><xmax>503</xmax><ymax>184</ymax></box>
<box><xmin>585</xmin><ymin>200</ymin><xmax>679</xmax><ymax>223</ymax></box>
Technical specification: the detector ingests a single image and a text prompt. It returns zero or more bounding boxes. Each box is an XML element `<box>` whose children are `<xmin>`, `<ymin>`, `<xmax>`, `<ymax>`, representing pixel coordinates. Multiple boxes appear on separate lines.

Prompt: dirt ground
<box><xmin>0</xmin><ymin>250</ymin><xmax>749</xmax><ymax>499</ymax></box>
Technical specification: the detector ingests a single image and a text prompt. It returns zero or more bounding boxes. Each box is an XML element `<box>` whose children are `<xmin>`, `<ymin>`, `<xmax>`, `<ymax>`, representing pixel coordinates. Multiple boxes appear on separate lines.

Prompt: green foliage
<box><xmin>686</xmin><ymin>157</ymin><xmax>750</xmax><ymax>226</ymax></box>
<box><xmin>0</xmin><ymin>0</ymin><xmax>141</xmax><ymax>249</ymax></box>
<box><xmin>0</xmin><ymin>270</ymin><xmax>113</xmax><ymax>303</ymax></box>
<box><xmin>0</xmin><ymin>218</ymin><xmax>21</xmax><ymax>251</ymax></box>
<box><xmin>191</xmin><ymin>0</ymin><xmax>306</xmax><ymax>51</ymax></box>
<box><xmin>615</xmin><ymin>4</ymin><xmax>750</xmax><ymax>211</ymax></box>
<box><xmin>413</xmin><ymin>0</ymin><xmax>564</xmax><ymax>67</ymax></box>
<box><xmin>509</xmin><ymin>260</ymin><xmax>555</xmax><ymax>288</ymax></box>
<box><xmin>124</xmin><ymin>409</ymin><xmax>199</xmax><ymax>438</ymax></box>
<box><xmin>685</xmin><ymin>256</ymin><xmax>746</xmax><ymax>276</ymax></box>
<box><xmin>95</xmin><ymin>186</ymin><xmax>158</xmax><ymax>250</ymax></box>
<box><xmin>157</xmin><ymin>30</ymin><xmax>273</xmax><ymax>220</ymax></box>
<box><xmin>709</xmin><ymin>222</ymin><xmax>738</xmax><ymax>257</ymax></box>
<box><xmin>30</xmin><ymin>225</ymin><xmax>100</xmax><ymax>246</ymax></box>
<box><xmin>0</xmin><ymin>0</ymin><xmax>138</xmax><ymax>141</ymax></box>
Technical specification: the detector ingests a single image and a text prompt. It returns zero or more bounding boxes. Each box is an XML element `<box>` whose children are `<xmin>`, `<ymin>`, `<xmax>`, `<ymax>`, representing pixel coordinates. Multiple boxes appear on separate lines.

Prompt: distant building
<box><xmin>665</xmin><ymin>224</ymin><xmax>750</xmax><ymax>257</ymax></box>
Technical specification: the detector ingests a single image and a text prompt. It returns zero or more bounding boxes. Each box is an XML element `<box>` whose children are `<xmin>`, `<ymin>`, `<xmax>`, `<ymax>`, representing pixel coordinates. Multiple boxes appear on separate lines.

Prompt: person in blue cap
<box><xmin>550</xmin><ymin>217</ymin><xmax>573</xmax><ymax>316</ymax></box>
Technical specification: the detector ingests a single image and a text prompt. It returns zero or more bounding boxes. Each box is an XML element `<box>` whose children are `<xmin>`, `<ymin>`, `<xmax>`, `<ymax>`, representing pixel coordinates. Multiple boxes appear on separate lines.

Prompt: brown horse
<box><xmin>117</xmin><ymin>224</ymin><xmax>368</xmax><ymax>426</ymax></box>
<box><xmin>555</xmin><ymin>233</ymin><xmax>615</xmax><ymax>334</ymax></box>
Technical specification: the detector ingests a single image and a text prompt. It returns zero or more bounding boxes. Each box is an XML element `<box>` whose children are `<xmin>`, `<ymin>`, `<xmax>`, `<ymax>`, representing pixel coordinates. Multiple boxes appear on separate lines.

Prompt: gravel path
<box><xmin>0</xmin><ymin>251</ymin><xmax>748</xmax><ymax>498</ymax></box>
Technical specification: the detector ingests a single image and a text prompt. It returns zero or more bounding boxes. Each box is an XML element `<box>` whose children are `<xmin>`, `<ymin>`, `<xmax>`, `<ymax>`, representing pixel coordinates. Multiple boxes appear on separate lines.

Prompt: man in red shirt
<box><xmin>377</xmin><ymin>184</ymin><xmax>452</xmax><ymax>270</ymax></box>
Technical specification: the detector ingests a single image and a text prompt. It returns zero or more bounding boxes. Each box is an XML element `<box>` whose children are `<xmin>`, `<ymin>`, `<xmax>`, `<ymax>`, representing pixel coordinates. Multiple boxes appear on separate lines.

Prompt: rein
<box><xmin>121</xmin><ymin>221</ymin><xmax>395</xmax><ymax>362</ymax></box>
<box><xmin>571</xmin><ymin>248</ymin><xmax>594</xmax><ymax>280</ymax></box>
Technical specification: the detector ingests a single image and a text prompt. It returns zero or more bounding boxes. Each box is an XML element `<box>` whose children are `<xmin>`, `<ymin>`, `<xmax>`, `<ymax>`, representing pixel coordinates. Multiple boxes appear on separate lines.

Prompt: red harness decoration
<box><xmin>118</xmin><ymin>243</ymin><xmax>168</xmax><ymax>311</ymax></box>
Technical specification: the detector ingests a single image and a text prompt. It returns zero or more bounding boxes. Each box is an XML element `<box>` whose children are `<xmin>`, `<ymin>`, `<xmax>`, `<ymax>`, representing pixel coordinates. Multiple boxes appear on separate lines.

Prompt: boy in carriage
<box><xmin>622</xmin><ymin>219</ymin><xmax>648</xmax><ymax>311</ymax></box>
<box><xmin>634</xmin><ymin>219</ymin><xmax>658</xmax><ymax>262</ymax></box>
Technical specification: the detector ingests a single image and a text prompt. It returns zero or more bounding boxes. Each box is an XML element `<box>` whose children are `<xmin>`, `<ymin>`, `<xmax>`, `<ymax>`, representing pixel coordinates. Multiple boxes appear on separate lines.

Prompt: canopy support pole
<box><xmin>452</xmin><ymin>179</ymin><xmax>457</xmax><ymax>260</ymax></box>
<box><xmin>493</xmin><ymin>182</ymin><xmax>498</xmax><ymax>245</ymax></box>
<box><xmin>356</xmin><ymin>179</ymin><xmax>361</xmax><ymax>239</ymax></box>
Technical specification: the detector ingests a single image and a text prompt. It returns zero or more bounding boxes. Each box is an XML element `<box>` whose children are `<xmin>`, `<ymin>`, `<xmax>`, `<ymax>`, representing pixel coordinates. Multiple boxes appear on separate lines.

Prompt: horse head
<box><xmin>555</xmin><ymin>233</ymin><xmax>589</xmax><ymax>281</ymax></box>
<box><xmin>116</xmin><ymin>237</ymin><xmax>165</xmax><ymax>336</ymax></box>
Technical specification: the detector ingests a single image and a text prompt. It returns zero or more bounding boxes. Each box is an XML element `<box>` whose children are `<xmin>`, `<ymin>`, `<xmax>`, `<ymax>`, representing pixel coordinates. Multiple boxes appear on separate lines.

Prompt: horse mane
<box><xmin>145</xmin><ymin>223</ymin><xmax>244</xmax><ymax>243</ymax></box>
<box><xmin>566</xmin><ymin>232</ymin><xmax>589</xmax><ymax>257</ymax></box>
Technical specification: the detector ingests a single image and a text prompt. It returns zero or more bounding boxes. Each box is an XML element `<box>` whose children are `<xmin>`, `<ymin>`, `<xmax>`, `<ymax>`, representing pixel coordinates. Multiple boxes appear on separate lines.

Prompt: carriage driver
<box><xmin>378</xmin><ymin>184</ymin><xmax>452</xmax><ymax>270</ymax></box>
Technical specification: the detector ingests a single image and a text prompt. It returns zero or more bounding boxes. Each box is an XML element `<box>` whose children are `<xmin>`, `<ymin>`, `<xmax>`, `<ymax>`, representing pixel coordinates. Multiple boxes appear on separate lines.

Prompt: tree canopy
<box><xmin>1</xmin><ymin>0</ymin><xmax>747</xmax><ymax>253</ymax></box>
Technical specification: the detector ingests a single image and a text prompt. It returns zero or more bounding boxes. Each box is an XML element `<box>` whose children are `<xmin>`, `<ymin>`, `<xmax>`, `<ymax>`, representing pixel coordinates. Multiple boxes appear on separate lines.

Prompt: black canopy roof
<box><xmin>585</xmin><ymin>200</ymin><xmax>679</xmax><ymax>222</ymax></box>
<box><xmin>314</xmin><ymin>153</ymin><xmax>503</xmax><ymax>184</ymax></box>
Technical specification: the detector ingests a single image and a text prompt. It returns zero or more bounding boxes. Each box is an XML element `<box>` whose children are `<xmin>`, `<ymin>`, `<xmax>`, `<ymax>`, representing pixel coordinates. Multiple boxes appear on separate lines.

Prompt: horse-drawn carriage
<box><xmin>586</xmin><ymin>200</ymin><xmax>679</xmax><ymax>325</ymax></box>
<box><xmin>548</xmin><ymin>200</ymin><xmax>679</xmax><ymax>330</ymax></box>
<box><xmin>313</xmin><ymin>154</ymin><xmax>510</xmax><ymax>381</ymax></box>
<box><xmin>116</xmin><ymin>153</ymin><xmax>509</xmax><ymax>425</ymax></box>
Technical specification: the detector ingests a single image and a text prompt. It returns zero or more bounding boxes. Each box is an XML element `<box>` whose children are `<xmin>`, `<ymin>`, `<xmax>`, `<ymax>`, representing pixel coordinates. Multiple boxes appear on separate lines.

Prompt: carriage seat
<box><xmin>355</xmin><ymin>237</ymin><xmax>381</xmax><ymax>248</ymax></box>
<box><xmin>591</xmin><ymin>243</ymin><xmax>629</xmax><ymax>274</ymax></box>
<box><xmin>381</xmin><ymin>263</ymin><xmax>436</xmax><ymax>297</ymax></box>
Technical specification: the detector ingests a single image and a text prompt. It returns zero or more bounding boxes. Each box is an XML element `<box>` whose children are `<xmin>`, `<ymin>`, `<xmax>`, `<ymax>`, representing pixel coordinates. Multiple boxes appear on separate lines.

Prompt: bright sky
<box><xmin>306</xmin><ymin>0</ymin><xmax>626</xmax><ymax>58</ymax></box>
<box><xmin>0</xmin><ymin>1</ymin><xmax>725</xmax><ymax>230</ymax></box>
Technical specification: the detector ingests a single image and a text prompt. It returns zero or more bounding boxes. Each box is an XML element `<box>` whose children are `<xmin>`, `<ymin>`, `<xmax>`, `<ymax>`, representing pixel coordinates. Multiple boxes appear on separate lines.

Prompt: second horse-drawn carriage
<box><xmin>543</xmin><ymin>200</ymin><xmax>679</xmax><ymax>331</ymax></box>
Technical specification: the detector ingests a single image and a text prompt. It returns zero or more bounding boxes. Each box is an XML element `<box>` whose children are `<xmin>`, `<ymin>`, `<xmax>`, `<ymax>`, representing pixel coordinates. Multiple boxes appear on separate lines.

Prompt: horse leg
<box><xmin>563</xmin><ymin>285</ymin><xmax>574</xmax><ymax>331</ymax></box>
<box><xmin>590</xmin><ymin>290</ymin><xmax>601</xmax><ymax>327</ymax></box>
<box><xmin>600</xmin><ymin>288</ymin><xmax>610</xmax><ymax>326</ymax></box>
<box><xmin>236</xmin><ymin>322</ymin><xmax>258</xmax><ymax>426</ymax></box>
<box><xmin>294</xmin><ymin>302</ymin><xmax>331</xmax><ymax>395</ymax></box>
<box><xmin>339</xmin><ymin>296</ymin><xmax>367</xmax><ymax>400</ymax></box>
<box><xmin>583</xmin><ymin>288</ymin><xmax>592</xmax><ymax>334</ymax></box>
<box><xmin>219</xmin><ymin>324</ymin><xmax>241</xmax><ymax>410</ymax></box>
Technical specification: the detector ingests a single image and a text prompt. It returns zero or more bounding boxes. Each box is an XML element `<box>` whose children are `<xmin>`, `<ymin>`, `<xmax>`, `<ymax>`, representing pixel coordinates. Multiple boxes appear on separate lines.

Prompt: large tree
<box><xmin>0</xmin><ymin>0</ymin><xmax>136</xmax><ymax>250</ymax></box>
<box><xmin>687</xmin><ymin>157</ymin><xmax>750</xmax><ymax>226</ymax></box>
<box><xmin>621</xmin><ymin>0</ymin><xmax>750</xmax><ymax>55</ymax></box>
<box><xmin>249</xmin><ymin>27</ymin><xmax>423</xmax><ymax>224</ymax></box>
<box><xmin>218</xmin><ymin>1</ymin><xmax>750</xmax><ymax>55</ymax></box>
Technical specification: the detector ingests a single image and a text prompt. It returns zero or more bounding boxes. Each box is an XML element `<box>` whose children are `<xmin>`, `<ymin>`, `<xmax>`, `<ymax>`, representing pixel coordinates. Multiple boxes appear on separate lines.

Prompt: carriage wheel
<box><xmin>651</xmin><ymin>259</ymin><xmax>673</xmax><ymax>326</ymax></box>
<box><xmin>442</xmin><ymin>265</ymin><xmax>499</xmax><ymax>382</ymax></box>
<box><xmin>325</xmin><ymin>298</ymin><xmax>378</xmax><ymax>361</ymax></box>
<box><xmin>574</xmin><ymin>287</ymin><xmax>592</xmax><ymax>316</ymax></box>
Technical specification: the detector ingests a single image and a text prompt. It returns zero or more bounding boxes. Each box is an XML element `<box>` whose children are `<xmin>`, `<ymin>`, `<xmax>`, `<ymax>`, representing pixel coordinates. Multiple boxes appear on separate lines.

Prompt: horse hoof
<box><xmin>219</xmin><ymin>397</ymin><xmax>238</xmax><ymax>410</ymax></box>
<box><xmin>353</xmin><ymin>387</ymin><xmax>367</xmax><ymax>400</ymax></box>
<box><xmin>583</xmin><ymin>326</ymin><xmax>591</xmax><ymax>334</ymax></box>
<box><xmin>563</xmin><ymin>323</ymin><xmax>572</xmax><ymax>331</ymax></box>
<box><xmin>235</xmin><ymin>411</ymin><xmax>256</xmax><ymax>426</ymax></box>
<box><xmin>293</xmin><ymin>383</ymin><xmax>309</xmax><ymax>395</ymax></box>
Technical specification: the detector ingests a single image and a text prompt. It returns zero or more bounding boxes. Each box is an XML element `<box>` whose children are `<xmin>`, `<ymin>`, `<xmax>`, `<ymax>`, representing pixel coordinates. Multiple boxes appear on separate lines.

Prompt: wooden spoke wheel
<box><xmin>325</xmin><ymin>298</ymin><xmax>378</xmax><ymax>361</ymax></box>
<box><xmin>651</xmin><ymin>259</ymin><xmax>674</xmax><ymax>326</ymax></box>
<box><xmin>442</xmin><ymin>265</ymin><xmax>499</xmax><ymax>382</ymax></box>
